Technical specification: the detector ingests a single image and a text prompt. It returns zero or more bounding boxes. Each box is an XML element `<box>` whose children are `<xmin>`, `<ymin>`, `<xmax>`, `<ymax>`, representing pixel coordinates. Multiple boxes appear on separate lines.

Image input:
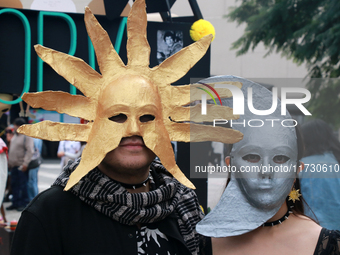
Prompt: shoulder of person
<box><xmin>290</xmin><ymin>214</ymin><xmax>322</xmax><ymax>241</ymax></box>
<box><xmin>24</xmin><ymin>186</ymin><xmax>81</xmax><ymax>217</ymax></box>
<box><xmin>293</xmin><ymin>214</ymin><xmax>321</xmax><ymax>227</ymax></box>
<box><xmin>23</xmin><ymin>135</ymin><xmax>34</xmax><ymax>143</ymax></box>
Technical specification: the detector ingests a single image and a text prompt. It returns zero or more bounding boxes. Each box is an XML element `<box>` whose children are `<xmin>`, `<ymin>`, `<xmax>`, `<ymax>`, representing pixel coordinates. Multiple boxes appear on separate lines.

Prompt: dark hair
<box><xmin>13</xmin><ymin>117</ymin><xmax>26</xmax><ymax>127</ymax></box>
<box><xmin>301</xmin><ymin>119</ymin><xmax>340</xmax><ymax>164</ymax></box>
<box><xmin>292</xmin><ymin>125</ymin><xmax>305</xmax><ymax>214</ymax></box>
<box><xmin>285</xmin><ymin>126</ymin><xmax>318</xmax><ymax>222</ymax></box>
<box><xmin>163</xmin><ymin>31</ymin><xmax>175</xmax><ymax>41</ymax></box>
<box><xmin>289</xmin><ymin>178</ymin><xmax>304</xmax><ymax>215</ymax></box>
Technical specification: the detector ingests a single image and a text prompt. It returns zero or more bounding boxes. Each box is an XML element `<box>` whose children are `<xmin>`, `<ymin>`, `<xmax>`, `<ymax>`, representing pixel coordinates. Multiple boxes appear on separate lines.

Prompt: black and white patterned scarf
<box><xmin>53</xmin><ymin>159</ymin><xmax>204</xmax><ymax>255</ymax></box>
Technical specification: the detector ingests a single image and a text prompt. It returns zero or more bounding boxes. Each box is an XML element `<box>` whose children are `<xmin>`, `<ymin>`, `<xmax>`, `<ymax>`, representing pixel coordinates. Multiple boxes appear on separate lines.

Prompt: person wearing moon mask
<box><xmin>196</xmin><ymin>76</ymin><xmax>340</xmax><ymax>255</ymax></box>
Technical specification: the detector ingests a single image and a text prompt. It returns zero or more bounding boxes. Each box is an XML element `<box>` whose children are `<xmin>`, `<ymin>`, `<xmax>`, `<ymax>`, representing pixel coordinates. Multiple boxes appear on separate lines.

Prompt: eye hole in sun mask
<box><xmin>109</xmin><ymin>114</ymin><xmax>127</xmax><ymax>123</ymax></box>
<box><xmin>1</xmin><ymin>108</ymin><xmax>9</xmax><ymax>113</ymax></box>
<box><xmin>273</xmin><ymin>155</ymin><xmax>290</xmax><ymax>164</ymax></box>
<box><xmin>139</xmin><ymin>114</ymin><xmax>155</xmax><ymax>123</ymax></box>
<box><xmin>242</xmin><ymin>154</ymin><xmax>260</xmax><ymax>163</ymax></box>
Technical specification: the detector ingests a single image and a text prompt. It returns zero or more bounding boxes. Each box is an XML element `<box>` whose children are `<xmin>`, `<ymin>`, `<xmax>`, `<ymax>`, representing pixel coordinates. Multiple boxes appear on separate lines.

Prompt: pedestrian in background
<box><xmin>0</xmin><ymin>137</ymin><xmax>8</xmax><ymax>222</ymax></box>
<box><xmin>7</xmin><ymin>118</ymin><xmax>34</xmax><ymax>211</ymax></box>
<box><xmin>57</xmin><ymin>140</ymin><xmax>81</xmax><ymax>170</ymax></box>
<box><xmin>27</xmin><ymin>138</ymin><xmax>42</xmax><ymax>201</ymax></box>
<box><xmin>3</xmin><ymin>125</ymin><xmax>14</xmax><ymax>203</ymax></box>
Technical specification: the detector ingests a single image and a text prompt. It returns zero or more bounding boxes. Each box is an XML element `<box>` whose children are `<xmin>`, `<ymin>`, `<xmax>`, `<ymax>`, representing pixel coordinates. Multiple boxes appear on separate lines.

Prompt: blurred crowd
<box><xmin>1</xmin><ymin>117</ymin><xmax>42</xmax><ymax>222</ymax></box>
<box><xmin>1</xmin><ymin>117</ymin><xmax>84</xmax><ymax>223</ymax></box>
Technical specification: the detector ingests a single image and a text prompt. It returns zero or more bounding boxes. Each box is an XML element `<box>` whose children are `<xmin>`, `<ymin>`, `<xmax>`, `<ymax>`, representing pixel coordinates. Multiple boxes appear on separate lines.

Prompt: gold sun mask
<box><xmin>18</xmin><ymin>0</ymin><xmax>243</xmax><ymax>190</ymax></box>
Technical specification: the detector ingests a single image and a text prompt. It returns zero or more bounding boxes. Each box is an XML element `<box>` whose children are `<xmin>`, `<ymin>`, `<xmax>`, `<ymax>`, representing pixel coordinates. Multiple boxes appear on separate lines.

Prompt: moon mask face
<box><xmin>231</xmin><ymin>123</ymin><xmax>298</xmax><ymax>210</ymax></box>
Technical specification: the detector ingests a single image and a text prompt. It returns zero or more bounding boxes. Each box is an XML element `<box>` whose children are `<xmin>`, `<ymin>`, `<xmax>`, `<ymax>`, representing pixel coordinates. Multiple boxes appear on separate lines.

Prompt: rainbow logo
<box><xmin>196</xmin><ymin>82</ymin><xmax>222</xmax><ymax>105</ymax></box>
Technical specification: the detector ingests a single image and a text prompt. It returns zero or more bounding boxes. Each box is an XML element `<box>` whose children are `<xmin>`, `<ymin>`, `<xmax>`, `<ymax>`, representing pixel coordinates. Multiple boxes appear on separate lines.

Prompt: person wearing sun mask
<box><xmin>10</xmin><ymin>1</ymin><xmax>244</xmax><ymax>254</ymax></box>
<box><xmin>196</xmin><ymin>76</ymin><xmax>340</xmax><ymax>255</ymax></box>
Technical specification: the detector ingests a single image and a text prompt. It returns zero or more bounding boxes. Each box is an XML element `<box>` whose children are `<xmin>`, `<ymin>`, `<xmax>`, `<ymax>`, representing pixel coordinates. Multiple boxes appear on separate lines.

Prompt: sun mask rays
<box><xmin>18</xmin><ymin>0</ymin><xmax>242</xmax><ymax>190</ymax></box>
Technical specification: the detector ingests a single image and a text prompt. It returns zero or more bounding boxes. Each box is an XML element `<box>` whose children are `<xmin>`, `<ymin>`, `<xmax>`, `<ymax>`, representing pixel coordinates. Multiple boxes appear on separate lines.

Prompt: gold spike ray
<box><xmin>84</xmin><ymin>7</ymin><xmax>126</xmax><ymax>77</ymax></box>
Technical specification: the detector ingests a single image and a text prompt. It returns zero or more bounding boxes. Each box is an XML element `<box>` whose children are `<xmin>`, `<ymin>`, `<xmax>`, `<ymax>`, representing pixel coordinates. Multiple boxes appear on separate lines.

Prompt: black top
<box><xmin>10</xmin><ymin>186</ymin><xmax>211</xmax><ymax>255</ymax></box>
<box><xmin>314</xmin><ymin>228</ymin><xmax>340</xmax><ymax>255</ymax></box>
